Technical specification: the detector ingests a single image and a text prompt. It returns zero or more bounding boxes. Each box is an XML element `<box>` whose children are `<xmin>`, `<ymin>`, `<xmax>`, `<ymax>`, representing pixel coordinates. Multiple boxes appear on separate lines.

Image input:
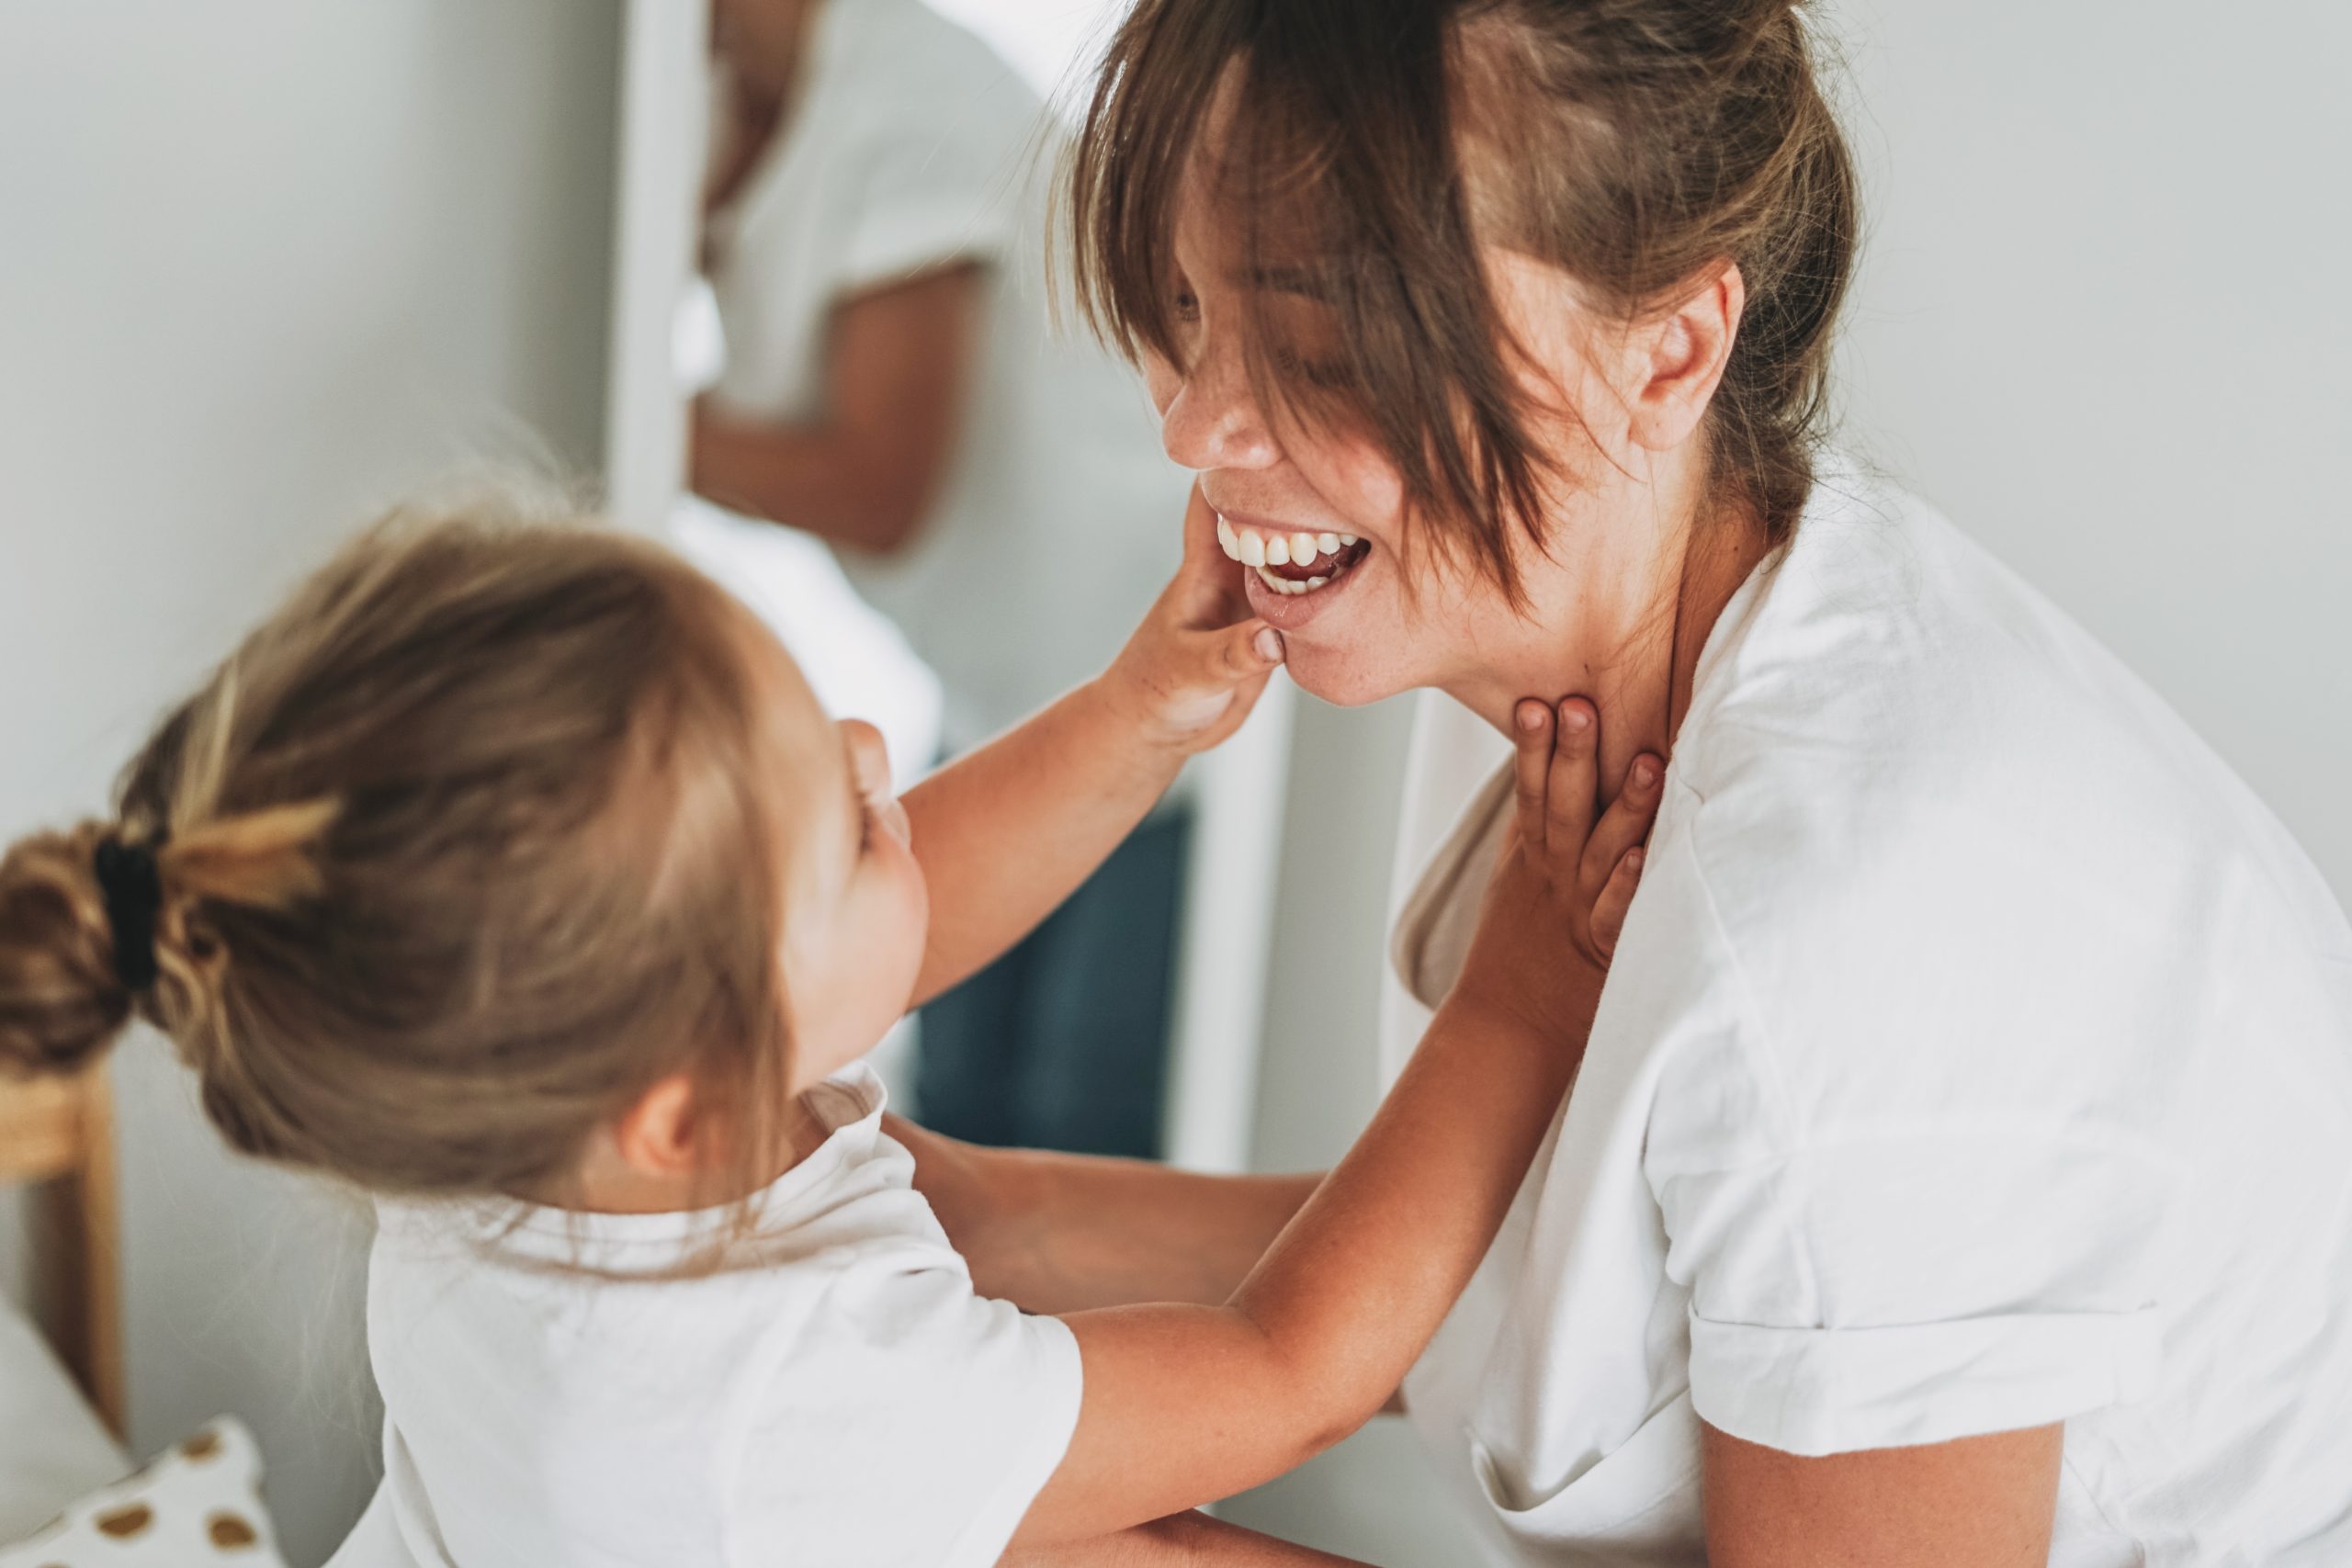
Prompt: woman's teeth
<box><xmin>1215</xmin><ymin>517</ymin><xmax>1367</xmax><ymax>596</ymax></box>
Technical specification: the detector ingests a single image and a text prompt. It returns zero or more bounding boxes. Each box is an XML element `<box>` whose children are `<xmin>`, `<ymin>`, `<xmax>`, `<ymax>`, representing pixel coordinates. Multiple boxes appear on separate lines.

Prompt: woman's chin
<box><xmin>1240</xmin><ymin>546</ymin><xmax>1414</xmax><ymax>706</ymax></box>
<box><xmin>1282</xmin><ymin>638</ymin><xmax>1408</xmax><ymax>708</ymax></box>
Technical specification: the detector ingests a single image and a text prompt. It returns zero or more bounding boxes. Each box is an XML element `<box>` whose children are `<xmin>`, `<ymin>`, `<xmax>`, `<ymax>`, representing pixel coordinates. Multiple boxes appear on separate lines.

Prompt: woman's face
<box><xmin>1142</xmin><ymin>177</ymin><xmax>1613</xmax><ymax>709</ymax></box>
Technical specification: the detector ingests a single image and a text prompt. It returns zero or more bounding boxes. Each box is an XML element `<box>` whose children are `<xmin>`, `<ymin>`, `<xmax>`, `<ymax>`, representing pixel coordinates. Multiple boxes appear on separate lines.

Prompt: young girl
<box><xmin>0</xmin><ymin>488</ymin><xmax>1658</xmax><ymax>1566</ymax></box>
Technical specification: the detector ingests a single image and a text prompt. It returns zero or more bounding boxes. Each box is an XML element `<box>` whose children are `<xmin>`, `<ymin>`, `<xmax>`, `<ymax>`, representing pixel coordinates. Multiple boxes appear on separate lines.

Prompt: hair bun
<box><xmin>0</xmin><ymin>824</ymin><xmax>141</xmax><ymax>1077</ymax></box>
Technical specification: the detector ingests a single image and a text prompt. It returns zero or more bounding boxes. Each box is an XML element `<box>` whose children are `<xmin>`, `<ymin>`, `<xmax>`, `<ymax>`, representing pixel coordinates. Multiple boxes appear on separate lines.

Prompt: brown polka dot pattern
<box><xmin>206</xmin><ymin>1511</ymin><xmax>260</xmax><ymax>1550</ymax></box>
<box><xmin>13</xmin><ymin>1421</ymin><xmax>286</xmax><ymax>1566</ymax></box>
<box><xmin>93</xmin><ymin>1503</ymin><xmax>153</xmax><ymax>1538</ymax></box>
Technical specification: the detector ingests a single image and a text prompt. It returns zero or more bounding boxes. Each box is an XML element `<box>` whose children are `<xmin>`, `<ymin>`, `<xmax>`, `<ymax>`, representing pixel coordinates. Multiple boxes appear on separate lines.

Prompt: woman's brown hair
<box><xmin>0</xmin><ymin>496</ymin><xmax>794</xmax><ymax>1212</ymax></box>
<box><xmin>1070</xmin><ymin>0</ymin><xmax>1859</xmax><ymax>600</ymax></box>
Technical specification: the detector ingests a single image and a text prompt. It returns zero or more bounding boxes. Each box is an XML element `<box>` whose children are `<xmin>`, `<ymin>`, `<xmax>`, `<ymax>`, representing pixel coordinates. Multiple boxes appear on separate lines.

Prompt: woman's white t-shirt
<box><xmin>1379</xmin><ymin>461</ymin><xmax>2352</xmax><ymax>1565</ymax></box>
<box><xmin>329</xmin><ymin>1068</ymin><xmax>1081</xmax><ymax>1568</ymax></box>
<box><xmin>704</xmin><ymin>0</ymin><xmax>1184</xmax><ymax>750</ymax></box>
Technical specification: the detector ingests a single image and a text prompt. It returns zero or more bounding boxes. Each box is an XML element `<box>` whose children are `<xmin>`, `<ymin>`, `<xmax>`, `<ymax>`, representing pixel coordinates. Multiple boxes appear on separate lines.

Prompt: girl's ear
<box><xmin>1625</xmin><ymin>261</ymin><xmax>1747</xmax><ymax>454</ymax></box>
<box><xmin>613</xmin><ymin>1073</ymin><xmax>707</xmax><ymax>1176</ymax></box>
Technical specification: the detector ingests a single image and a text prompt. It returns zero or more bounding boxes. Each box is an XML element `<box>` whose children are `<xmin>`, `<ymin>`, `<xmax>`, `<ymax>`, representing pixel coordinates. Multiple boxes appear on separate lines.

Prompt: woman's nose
<box><xmin>1158</xmin><ymin>337</ymin><xmax>1281</xmax><ymax>474</ymax></box>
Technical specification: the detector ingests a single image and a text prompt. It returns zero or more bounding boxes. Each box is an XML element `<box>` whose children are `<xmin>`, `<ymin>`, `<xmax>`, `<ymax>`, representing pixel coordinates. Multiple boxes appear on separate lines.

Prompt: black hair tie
<box><xmin>94</xmin><ymin>836</ymin><xmax>166</xmax><ymax>994</ymax></box>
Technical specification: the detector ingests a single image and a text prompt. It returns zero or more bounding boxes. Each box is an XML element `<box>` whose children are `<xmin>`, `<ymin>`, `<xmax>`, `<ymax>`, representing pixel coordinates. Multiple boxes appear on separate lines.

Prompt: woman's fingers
<box><xmin>1581</xmin><ymin>753</ymin><xmax>1663</xmax><ymax>892</ymax></box>
<box><xmin>1545</xmin><ymin>699</ymin><xmax>1600</xmax><ymax>860</ymax></box>
<box><xmin>1589</xmin><ymin>847</ymin><xmax>1646</xmax><ymax>959</ymax></box>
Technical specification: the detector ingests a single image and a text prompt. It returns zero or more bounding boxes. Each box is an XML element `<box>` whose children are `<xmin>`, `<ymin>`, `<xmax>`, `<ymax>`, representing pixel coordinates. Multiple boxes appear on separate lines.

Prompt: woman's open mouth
<box><xmin>1215</xmin><ymin>516</ymin><xmax>1374</xmax><ymax>598</ymax></box>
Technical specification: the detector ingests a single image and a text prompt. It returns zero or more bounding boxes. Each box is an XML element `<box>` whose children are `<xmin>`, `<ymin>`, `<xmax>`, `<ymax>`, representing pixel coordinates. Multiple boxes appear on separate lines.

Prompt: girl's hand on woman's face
<box><xmin>1097</xmin><ymin>485</ymin><xmax>1287</xmax><ymax>754</ymax></box>
<box><xmin>1453</xmin><ymin>698</ymin><xmax>1661</xmax><ymax>1046</ymax></box>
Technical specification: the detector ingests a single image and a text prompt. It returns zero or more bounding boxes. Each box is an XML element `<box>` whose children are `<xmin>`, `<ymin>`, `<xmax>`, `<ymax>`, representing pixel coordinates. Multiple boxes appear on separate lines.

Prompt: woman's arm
<box><xmin>892</xmin><ymin>1114</ymin><xmax>1318</xmax><ymax>1314</ymax></box>
<box><xmin>1006</xmin><ymin>700</ymin><xmax>1663</xmax><ymax>1548</ymax></box>
<box><xmin>1001</xmin><ymin>1511</ymin><xmax>1374</xmax><ymax>1567</ymax></box>
<box><xmin>899</xmin><ymin>490</ymin><xmax>1278</xmax><ymax>1006</ymax></box>
<box><xmin>1702</xmin><ymin>1421</ymin><xmax>2063</xmax><ymax>1567</ymax></box>
<box><xmin>690</xmin><ymin>264</ymin><xmax>984</xmax><ymax>556</ymax></box>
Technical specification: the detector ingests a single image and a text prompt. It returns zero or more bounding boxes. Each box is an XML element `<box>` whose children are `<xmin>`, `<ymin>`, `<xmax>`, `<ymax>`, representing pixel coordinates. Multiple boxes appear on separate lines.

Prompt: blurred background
<box><xmin>1</xmin><ymin>2</ymin><xmax>2346</xmax><ymax>1563</ymax></box>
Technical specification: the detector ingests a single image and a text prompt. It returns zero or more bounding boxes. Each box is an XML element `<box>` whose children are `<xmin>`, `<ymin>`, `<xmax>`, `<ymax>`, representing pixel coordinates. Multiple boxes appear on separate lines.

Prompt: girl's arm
<box><xmin>1008</xmin><ymin>699</ymin><xmax>1664</xmax><ymax>1547</ymax></box>
<box><xmin>901</xmin><ymin>489</ymin><xmax>1280</xmax><ymax>1006</ymax></box>
<box><xmin>890</xmin><ymin>1115</ymin><xmax>1318</xmax><ymax>1314</ymax></box>
<box><xmin>1001</xmin><ymin>1512</ymin><xmax>1375</xmax><ymax>1568</ymax></box>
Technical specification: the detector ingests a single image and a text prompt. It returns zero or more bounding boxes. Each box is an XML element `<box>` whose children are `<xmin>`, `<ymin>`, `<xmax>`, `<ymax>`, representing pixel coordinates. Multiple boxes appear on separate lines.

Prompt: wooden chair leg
<box><xmin>29</xmin><ymin>1067</ymin><xmax>125</xmax><ymax>1438</ymax></box>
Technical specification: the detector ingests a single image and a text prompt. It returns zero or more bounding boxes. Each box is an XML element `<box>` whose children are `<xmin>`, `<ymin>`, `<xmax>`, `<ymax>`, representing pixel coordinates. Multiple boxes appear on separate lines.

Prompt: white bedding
<box><xmin>0</xmin><ymin>1296</ymin><xmax>127</xmax><ymax>1541</ymax></box>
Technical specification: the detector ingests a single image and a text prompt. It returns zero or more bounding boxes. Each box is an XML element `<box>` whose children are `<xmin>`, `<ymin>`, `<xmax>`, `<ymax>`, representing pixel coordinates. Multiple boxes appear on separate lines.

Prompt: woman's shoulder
<box><xmin>1657</xmin><ymin>463</ymin><xmax>2274</xmax><ymax>1045</ymax></box>
<box><xmin>1679</xmin><ymin>463</ymin><xmax>2197</xmax><ymax>852</ymax></box>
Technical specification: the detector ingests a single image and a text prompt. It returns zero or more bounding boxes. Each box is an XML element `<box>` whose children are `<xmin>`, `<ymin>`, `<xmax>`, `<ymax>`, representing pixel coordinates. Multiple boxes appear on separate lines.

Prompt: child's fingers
<box><xmin>1177</xmin><ymin>486</ymin><xmax>1238</xmax><ymax>593</ymax></box>
<box><xmin>1180</xmin><ymin>484</ymin><xmax>1221</xmax><ymax>569</ymax></box>
<box><xmin>1580</xmin><ymin>753</ymin><xmax>1663</xmax><ymax>892</ymax></box>
<box><xmin>1510</xmin><ymin>700</ymin><xmax>1555</xmax><ymax>849</ymax></box>
<box><xmin>1589</xmin><ymin>847</ymin><xmax>1646</xmax><ymax>959</ymax></box>
<box><xmin>1209</xmin><ymin>620</ymin><xmax>1285</xmax><ymax>682</ymax></box>
<box><xmin>1544</xmin><ymin>698</ymin><xmax>1600</xmax><ymax>862</ymax></box>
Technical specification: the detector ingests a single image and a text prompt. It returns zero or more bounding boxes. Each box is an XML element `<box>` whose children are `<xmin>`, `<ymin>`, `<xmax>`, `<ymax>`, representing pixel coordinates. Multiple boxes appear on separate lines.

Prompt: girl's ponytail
<box><xmin>0</xmin><ymin>800</ymin><xmax>338</xmax><ymax>1084</ymax></box>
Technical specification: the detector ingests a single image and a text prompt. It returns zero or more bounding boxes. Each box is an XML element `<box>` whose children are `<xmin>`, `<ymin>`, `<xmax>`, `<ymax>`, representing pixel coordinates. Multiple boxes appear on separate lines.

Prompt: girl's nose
<box><xmin>842</xmin><ymin>719</ymin><xmax>891</xmax><ymax>799</ymax></box>
<box><xmin>1159</xmin><ymin>335</ymin><xmax>1281</xmax><ymax>474</ymax></box>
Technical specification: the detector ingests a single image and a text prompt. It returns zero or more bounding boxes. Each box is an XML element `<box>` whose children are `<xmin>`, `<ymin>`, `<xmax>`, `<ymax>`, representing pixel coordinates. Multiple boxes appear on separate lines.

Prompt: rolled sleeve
<box><xmin>1689</xmin><ymin>1303</ymin><xmax>2162</xmax><ymax>1457</ymax></box>
<box><xmin>1653</xmin><ymin>1119</ymin><xmax>2176</xmax><ymax>1458</ymax></box>
<box><xmin>837</xmin><ymin>123</ymin><xmax>1025</xmax><ymax>295</ymax></box>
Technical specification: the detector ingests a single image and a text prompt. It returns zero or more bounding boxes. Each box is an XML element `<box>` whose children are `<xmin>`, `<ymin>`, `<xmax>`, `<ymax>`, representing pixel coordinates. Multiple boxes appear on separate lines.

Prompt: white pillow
<box><xmin>0</xmin><ymin>1300</ymin><xmax>127</xmax><ymax>1541</ymax></box>
<box><xmin>0</xmin><ymin>1418</ymin><xmax>288</xmax><ymax>1567</ymax></box>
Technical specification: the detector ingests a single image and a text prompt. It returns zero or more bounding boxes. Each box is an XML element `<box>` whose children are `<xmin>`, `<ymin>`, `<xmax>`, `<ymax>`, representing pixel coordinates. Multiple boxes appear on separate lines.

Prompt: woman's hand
<box><xmin>1094</xmin><ymin>486</ymin><xmax>1285</xmax><ymax>754</ymax></box>
<box><xmin>1451</xmin><ymin>697</ymin><xmax>1660</xmax><ymax>1045</ymax></box>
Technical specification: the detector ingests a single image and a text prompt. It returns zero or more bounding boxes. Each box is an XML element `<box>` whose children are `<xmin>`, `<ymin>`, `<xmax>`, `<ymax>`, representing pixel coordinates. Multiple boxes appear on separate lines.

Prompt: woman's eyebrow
<box><xmin>1243</xmin><ymin>265</ymin><xmax>1334</xmax><ymax>300</ymax></box>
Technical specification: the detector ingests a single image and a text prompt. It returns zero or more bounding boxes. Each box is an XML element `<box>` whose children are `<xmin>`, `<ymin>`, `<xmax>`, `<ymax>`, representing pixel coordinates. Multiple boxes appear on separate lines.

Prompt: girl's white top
<box><xmin>1380</xmin><ymin>458</ymin><xmax>2352</xmax><ymax>1565</ymax></box>
<box><xmin>701</xmin><ymin>0</ymin><xmax>1184</xmax><ymax>751</ymax></box>
<box><xmin>330</xmin><ymin>1068</ymin><xmax>1080</xmax><ymax>1568</ymax></box>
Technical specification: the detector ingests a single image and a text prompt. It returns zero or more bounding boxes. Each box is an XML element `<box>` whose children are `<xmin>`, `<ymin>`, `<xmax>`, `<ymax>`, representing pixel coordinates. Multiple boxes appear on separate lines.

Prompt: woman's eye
<box><xmin>1170</xmin><ymin>288</ymin><xmax>1201</xmax><ymax>323</ymax></box>
<box><xmin>1274</xmin><ymin>345</ymin><xmax>1353</xmax><ymax>390</ymax></box>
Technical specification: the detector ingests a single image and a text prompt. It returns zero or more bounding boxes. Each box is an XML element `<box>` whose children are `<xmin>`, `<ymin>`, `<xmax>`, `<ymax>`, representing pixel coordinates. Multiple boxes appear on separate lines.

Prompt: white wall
<box><xmin>1835</xmin><ymin>0</ymin><xmax>2352</xmax><ymax>892</ymax></box>
<box><xmin>1225</xmin><ymin>3</ymin><xmax>2352</xmax><ymax>1562</ymax></box>
<box><xmin>0</xmin><ymin>5</ymin><xmax>621</xmax><ymax>1562</ymax></box>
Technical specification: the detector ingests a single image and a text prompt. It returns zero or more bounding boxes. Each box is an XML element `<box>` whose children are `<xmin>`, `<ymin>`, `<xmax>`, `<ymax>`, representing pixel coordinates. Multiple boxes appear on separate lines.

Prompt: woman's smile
<box><xmin>1215</xmin><ymin>511</ymin><xmax>1376</xmax><ymax>627</ymax></box>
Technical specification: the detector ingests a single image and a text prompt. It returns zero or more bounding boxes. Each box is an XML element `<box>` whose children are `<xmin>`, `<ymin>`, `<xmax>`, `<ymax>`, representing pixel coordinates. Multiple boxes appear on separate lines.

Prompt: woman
<box><xmin>898</xmin><ymin>0</ymin><xmax>2352</xmax><ymax>1562</ymax></box>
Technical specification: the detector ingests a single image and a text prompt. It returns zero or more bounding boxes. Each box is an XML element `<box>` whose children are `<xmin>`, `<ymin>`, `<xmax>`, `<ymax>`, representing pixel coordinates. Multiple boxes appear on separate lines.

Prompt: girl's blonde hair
<box><xmin>0</xmin><ymin>495</ymin><xmax>793</xmax><ymax>1207</ymax></box>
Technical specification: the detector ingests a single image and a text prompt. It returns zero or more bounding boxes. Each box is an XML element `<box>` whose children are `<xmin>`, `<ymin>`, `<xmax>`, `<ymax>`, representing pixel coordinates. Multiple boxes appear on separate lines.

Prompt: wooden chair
<box><xmin>0</xmin><ymin>1066</ymin><xmax>123</xmax><ymax>1437</ymax></box>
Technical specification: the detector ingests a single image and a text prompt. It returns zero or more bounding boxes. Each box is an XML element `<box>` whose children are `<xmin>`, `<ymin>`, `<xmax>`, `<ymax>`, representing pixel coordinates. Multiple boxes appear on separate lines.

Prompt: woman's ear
<box><xmin>1625</xmin><ymin>262</ymin><xmax>1746</xmax><ymax>454</ymax></box>
<box><xmin>613</xmin><ymin>1073</ymin><xmax>708</xmax><ymax>1177</ymax></box>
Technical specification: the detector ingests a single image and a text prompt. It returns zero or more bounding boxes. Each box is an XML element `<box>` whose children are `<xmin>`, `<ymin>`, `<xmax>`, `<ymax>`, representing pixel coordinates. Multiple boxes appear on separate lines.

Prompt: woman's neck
<box><xmin>1442</xmin><ymin>458</ymin><xmax>1773</xmax><ymax>803</ymax></box>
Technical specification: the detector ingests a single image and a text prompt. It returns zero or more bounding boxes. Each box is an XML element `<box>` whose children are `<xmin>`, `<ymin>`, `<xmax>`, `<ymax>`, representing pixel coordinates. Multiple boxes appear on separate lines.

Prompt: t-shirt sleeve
<box><xmin>832</xmin><ymin>87</ymin><xmax>1033</xmax><ymax>296</ymax></box>
<box><xmin>1649</xmin><ymin>1054</ymin><xmax>2170</xmax><ymax>1457</ymax></box>
<box><xmin>732</xmin><ymin>1261</ymin><xmax>1081</xmax><ymax>1568</ymax></box>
